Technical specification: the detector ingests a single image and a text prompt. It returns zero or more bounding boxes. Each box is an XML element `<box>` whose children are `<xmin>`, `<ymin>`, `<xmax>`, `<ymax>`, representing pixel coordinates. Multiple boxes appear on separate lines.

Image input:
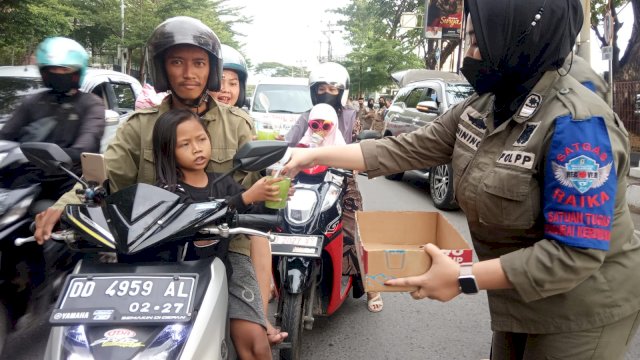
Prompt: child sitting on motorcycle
<box><xmin>152</xmin><ymin>108</ymin><xmax>289</xmax><ymax>359</ymax></box>
<box><xmin>298</xmin><ymin>103</ymin><xmax>346</xmax><ymax>148</ymax></box>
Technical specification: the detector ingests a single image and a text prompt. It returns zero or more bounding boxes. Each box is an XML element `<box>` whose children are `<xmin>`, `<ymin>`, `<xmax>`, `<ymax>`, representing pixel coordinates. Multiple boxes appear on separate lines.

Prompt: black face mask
<box><xmin>43</xmin><ymin>71</ymin><xmax>80</xmax><ymax>94</ymax></box>
<box><xmin>460</xmin><ymin>57</ymin><xmax>503</xmax><ymax>95</ymax></box>
<box><xmin>316</xmin><ymin>93</ymin><xmax>341</xmax><ymax>110</ymax></box>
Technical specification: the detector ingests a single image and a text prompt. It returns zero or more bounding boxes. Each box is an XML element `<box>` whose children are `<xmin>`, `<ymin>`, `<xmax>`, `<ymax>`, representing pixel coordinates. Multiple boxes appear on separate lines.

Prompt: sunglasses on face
<box><xmin>309</xmin><ymin>119</ymin><xmax>334</xmax><ymax>131</ymax></box>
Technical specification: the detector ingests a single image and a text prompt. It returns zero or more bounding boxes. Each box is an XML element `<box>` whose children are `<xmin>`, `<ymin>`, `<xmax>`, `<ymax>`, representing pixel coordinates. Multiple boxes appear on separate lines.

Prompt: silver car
<box><xmin>383</xmin><ymin>70</ymin><xmax>474</xmax><ymax>210</ymax></box>
<box><xmin>0</xmin><ymin>65</ymin><xmax>142</xmax><ymax>152</ymax></box>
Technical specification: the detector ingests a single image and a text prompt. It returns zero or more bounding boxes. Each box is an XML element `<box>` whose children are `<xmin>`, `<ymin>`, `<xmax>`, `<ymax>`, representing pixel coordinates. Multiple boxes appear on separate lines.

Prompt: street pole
<box><xmin>120</xmin><ymin>0</ymin><xmax>126</xmax><ymax>73</ymax></box>
<box><xmin>577</xmin><ymin>0</ymin><xmax>591</xmax><ymax>64</ymax></box>
<box><xmin>607</xmin><ymin>0</ymin><xmax>614</xmax><ymax>107</ymax></box>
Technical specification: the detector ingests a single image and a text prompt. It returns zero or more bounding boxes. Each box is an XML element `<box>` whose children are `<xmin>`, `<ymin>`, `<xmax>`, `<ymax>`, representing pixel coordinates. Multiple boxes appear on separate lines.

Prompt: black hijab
<box><xmin>464</xmin><ymin>0</ymin><xmax>584</xmax><ymax>124</ymax></box>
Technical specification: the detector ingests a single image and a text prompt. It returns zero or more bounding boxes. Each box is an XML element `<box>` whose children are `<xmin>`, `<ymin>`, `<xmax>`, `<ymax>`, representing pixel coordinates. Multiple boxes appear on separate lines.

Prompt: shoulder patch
<box><xmin>543</xmin><ymin>115</ymin><xmax>616</xmax><ymax>251</ymax></box>
<box><xmin>518</xmin><ymin>93</ymin><xmax>542</xmax><ymax>118</ymax></box>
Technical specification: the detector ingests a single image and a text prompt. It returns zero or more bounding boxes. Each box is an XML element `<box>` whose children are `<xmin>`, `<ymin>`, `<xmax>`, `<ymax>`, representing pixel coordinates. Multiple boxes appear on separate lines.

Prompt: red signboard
<box><xmin>425</xmin><ymin>0</ymin><xmax>464</xmax><ymax>39</ymax></box>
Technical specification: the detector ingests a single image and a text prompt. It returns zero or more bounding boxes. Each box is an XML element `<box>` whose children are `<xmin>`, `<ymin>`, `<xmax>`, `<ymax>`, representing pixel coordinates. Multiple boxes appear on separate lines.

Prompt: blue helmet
<box><xmin>35</xmin><ymin>37</ymin><xmax>89</xmax><ymax>85</ymax></box>
<box><xmin>220</xmin><ymin>44</ymin><xmax>248</xmax><ymax>107</ymax></box>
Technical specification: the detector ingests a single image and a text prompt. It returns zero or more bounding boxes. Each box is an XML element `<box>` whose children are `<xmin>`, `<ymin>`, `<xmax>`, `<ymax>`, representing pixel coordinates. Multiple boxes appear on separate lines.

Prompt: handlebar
<box><xmin>199</xmin><ymin>223</ymin><xmax>276</xmax><ymax>242</ymax></box>
<box><xmin>234</xmin><ymin>213</ymin><xmax>282</xmax><ymax>231</ymax></box>
<box><xmin>14</xmin><ymin>230</ymin><xmax>77</xmax><ymax>247</ymax></box>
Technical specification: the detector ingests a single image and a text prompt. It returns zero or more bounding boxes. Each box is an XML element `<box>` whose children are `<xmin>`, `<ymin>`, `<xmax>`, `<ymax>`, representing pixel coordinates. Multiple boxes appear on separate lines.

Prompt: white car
<box><xmin>0</xmin><ymin>65</ymin><xmax>142</xmax><ymax>152</ymax></box>
<box><xmin>249</xmin><ymin>77</ymin><xmax>312</xmax><ymax>137</ymax></box>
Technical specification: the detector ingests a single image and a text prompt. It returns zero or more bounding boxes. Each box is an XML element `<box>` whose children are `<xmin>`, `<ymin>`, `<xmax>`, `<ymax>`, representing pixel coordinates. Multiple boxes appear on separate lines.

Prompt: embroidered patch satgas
<box><xmin>544</xmin><ymin>115</ymin><xmax>616</xmax><ymax>251</ymax></box>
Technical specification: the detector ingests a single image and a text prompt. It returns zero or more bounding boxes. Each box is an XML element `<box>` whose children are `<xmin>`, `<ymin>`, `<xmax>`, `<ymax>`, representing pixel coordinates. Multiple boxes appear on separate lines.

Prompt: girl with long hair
<box><xmin>152</xmin><ymin>108</ymin><xmax>288</xmax><ymax>357</ymax></box>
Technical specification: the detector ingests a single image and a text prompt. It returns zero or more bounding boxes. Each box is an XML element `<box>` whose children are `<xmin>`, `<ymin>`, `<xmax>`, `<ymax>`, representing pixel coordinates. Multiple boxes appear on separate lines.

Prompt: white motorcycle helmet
<box><xmin>308</xmin><ymin>62</ymin><xmax>350</xmax><ymax>109</ymax></box>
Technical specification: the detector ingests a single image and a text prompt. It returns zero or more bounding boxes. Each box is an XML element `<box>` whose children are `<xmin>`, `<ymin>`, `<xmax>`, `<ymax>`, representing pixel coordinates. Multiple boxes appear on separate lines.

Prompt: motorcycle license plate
<box><xmin>50</xmin><ymin>274</ymin><xmax>198</xmax><ymax>325</ymax></box>
<box><xmin>270</xmin><ymin>234</ymin><xmax>322</xmax><ymax>258</ymax></box>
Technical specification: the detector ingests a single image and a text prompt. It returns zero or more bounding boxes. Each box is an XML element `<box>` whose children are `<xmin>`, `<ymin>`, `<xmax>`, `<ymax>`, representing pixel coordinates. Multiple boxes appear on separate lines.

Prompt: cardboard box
<box><xmin>355</xmin><ymin>211</ymin><xmax>472</xmax><ymax>292</ymax></box>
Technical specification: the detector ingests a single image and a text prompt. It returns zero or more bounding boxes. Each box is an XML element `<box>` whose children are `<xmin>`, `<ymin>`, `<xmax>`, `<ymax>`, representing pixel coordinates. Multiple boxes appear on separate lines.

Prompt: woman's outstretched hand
<box><xmin>280</xmin><ymin>147</ymin><xmax>317</xmax><ymax>179</ymax></box>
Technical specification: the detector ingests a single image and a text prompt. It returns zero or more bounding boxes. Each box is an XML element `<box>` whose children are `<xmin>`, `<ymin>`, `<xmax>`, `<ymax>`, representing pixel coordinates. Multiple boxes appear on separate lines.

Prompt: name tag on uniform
<box><xmin>497</xmin><ymin>151</ymin><xmax>536</xmax><ymax>170</ymax></box>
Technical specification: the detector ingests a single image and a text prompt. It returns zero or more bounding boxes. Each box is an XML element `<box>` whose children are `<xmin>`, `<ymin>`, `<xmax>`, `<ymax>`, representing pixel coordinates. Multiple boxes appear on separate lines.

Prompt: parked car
<box><xmin>635</xmin><ymin>93</ymin><xmax>640</xmax><ymax>116</ymax></box>
<box><xmin>0</xmin><ymin>65</ymin><xmax>142</xmax><ymax>152</ymax></box>
<box><xmin>383</xmin><ymin>69</ymin><xmax>474</xmax><ymax>210</ymax></box>
<box><xmin>249</xmin><ymin>76</ymin><xmax>312</xmax><ymax>138</ymax></box>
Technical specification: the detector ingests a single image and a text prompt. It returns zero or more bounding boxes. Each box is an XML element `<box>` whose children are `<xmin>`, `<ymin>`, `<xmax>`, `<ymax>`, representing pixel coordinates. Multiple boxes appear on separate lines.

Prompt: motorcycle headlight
<box><xmin>286</xmin><ymin>189</ymin><xmax>317</xmax><ymax>224</ymax></box>
<box><xmin>0</xmin><ymin>196</ymin><xmax>34</xmax><ymax>227</ymax></box>
<box><xmin>132</xmin><ymin>324</ymin><xmax>188</xmax><ymax>360</ymax></box>
<box><xmin>320</xmin><ymin>184</ymin><xmax>341</xmax><ymax>212</ymax></box>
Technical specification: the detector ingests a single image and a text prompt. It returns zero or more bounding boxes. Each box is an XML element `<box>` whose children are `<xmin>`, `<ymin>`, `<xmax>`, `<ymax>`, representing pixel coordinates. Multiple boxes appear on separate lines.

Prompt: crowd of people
<box><xmin>6</xmin><ymin>0</ymin><xmax>640</xmax><ymax>358</ymax></box>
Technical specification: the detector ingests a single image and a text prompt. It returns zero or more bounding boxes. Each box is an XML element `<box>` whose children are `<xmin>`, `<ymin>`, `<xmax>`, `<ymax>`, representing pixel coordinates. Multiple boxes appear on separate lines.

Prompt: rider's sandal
<box><xmin>367</xmin><ymin>292</ymin><xmax>384</xmax><ymax>313</ymax></box>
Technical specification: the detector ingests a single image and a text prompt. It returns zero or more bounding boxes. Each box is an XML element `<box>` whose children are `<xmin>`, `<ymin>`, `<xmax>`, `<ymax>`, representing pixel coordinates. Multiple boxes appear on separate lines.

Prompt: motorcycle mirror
<box><xmin>258</xmin><ymin>93</ymin><xmax>271</xmax><ymax>113</ymax></box>
<box><xmin>20</xmin><ymin>142</ymin><xmax>89</xmax><ymax>187</ymax></box>
<box><xmin>233</xmin><ymin>140</ymin><xmax>288</xmax><ymax>172</ymax></box>
<box><xmin>207</xmin><ymin>141</ymin><xmax>288</xmax><ymax>190</ymax></box>
<box><xmin>20</xmin><ymin>142</ymin><xmax>72</xmax><ymax>173</ymax></box>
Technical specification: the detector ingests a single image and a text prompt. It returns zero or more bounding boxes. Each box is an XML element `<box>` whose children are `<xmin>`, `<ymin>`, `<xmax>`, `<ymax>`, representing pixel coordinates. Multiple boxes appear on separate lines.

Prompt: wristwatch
<box><xmin>458</xmin><ymin>265</ymin><xmax>479</xmax><ymax>295</ymax></box>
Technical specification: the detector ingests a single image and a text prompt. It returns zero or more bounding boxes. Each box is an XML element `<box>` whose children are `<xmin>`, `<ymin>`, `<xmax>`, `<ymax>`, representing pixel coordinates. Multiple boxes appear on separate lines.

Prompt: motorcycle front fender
<box><xmin>281</xmin><ymin>257</ymin><xmax>312</xmax><ymax>294</ymax></box>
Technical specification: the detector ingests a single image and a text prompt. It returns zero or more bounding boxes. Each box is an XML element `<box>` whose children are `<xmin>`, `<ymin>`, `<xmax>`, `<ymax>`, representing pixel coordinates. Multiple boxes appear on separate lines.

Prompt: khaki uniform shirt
<box><xmin>54</xmin><ymin>96</ymin><xmax>258</xmax><ymax>256</ymax></box>
<box><xmin>361</xmin><ymin>71</ymin><xmax>640</xmax><ymax>333</ymax></box>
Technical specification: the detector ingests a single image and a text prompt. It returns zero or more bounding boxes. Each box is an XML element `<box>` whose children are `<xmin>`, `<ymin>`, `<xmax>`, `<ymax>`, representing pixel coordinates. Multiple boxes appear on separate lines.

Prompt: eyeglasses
<box><xmin>309</xmin><ymin>120</ymin><xmax>334</xmax><ymax>131</ymax></box>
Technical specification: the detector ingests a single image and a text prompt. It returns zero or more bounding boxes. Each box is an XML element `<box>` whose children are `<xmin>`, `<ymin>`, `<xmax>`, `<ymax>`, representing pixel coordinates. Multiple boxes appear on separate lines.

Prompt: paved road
<box><xmin>5</xmin><ymin>172</ymin><xmax>640</xmax><ymax>359</ymax></box>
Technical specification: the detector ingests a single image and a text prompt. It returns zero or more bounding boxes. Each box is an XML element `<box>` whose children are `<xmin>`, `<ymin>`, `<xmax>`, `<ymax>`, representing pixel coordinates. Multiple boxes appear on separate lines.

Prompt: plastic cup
<box><xmin>265</xmin><ymin>176</ymin><xmax>291</xmax><ymax>209</ymax></box>
<box><xmin>257</xmin><ymin>129</ymin><xmax>277</xmax><ymax>140</ymax></box>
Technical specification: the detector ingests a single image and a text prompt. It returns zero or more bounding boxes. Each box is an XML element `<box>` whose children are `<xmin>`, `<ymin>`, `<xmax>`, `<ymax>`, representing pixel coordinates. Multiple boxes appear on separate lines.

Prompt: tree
<box><xmin>333</xmin><ymin>0</ymin><xmax>458</xmax><ymax>95</ymax></box>
<box><xmin>0</xmin><ymin>0</ymin><xmax>250</xmax><ymax>82</ymax></box>
<box><xmin>591</xmin><ymin>0</ymin><xmax>640</xmax><ymax>81</ymax></box>
<box><xmin>0</xmin><ymin>0</ymin><xmax>75</xmax><ymax>65</ymax></box>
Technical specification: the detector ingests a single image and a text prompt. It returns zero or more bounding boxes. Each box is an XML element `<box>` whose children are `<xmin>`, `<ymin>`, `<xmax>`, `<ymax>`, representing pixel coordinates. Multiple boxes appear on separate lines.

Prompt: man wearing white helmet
<box><xmin>285</xmin><ymin>62</ymin><xmax>384</xmax><ymax>313</ymax></box>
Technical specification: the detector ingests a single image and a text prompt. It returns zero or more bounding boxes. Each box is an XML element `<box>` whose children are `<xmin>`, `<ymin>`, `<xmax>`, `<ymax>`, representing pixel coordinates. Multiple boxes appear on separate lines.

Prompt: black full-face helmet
<box><xmin>147</xmin><ymin>16</ymin><xmax>222</xmax><ymax>93</ymax></box>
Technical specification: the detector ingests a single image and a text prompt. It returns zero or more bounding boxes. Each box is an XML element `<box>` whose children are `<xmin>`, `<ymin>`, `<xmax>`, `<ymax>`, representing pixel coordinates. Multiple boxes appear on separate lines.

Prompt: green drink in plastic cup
<box><xmin>265</xmin><ymin>176</ymin><xmax>291</xmax><ymax>209</ymax></box>
<box><xmin>257</xmin><ymin>129</ymin><xmax>277</xmax><ymax>140</ymax></box>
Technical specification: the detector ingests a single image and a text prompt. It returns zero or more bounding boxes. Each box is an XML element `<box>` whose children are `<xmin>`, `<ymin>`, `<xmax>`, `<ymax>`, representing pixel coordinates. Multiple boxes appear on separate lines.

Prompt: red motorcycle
<box><xmin>271</xmin><ymin>165</ymin><xmax>364</xmax><ymax>360</ymax></box>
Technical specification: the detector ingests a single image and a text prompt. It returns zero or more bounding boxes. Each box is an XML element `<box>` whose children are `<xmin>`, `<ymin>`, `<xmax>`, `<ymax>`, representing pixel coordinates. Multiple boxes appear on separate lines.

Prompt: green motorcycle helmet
<box><xmin>35</xmin><ymin>37</ymin><xmax>89</xmax><ymax>86</ymax></box>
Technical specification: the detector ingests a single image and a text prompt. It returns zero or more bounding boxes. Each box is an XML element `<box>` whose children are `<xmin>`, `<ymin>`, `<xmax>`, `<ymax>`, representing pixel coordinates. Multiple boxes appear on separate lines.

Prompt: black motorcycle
<box><xmin>0</xmin><ymin>140</ymin><xmax>79</xmax><ymax>355</ymax></box>
<box><xmin>19</xmin><ymin>140</ymin><xmax>290</xmax><ymax>360</ymax></box>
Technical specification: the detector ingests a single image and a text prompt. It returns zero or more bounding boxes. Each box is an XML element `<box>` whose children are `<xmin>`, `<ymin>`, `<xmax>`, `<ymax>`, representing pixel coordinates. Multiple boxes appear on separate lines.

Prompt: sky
<box><xmin>227</xmin><ymin>0</ymin><xmax>350</xmax><ymax>82</ymax></box>
<box><xmin>228</xmin><ymin>0</ymin><xmax>634</xmax><ymax>82</ymax></box>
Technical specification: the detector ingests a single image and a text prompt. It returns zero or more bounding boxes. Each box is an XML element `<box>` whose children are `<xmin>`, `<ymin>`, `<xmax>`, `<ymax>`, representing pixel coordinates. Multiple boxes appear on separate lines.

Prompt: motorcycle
<box><xmin>271</xmin><ymin>163</ymin><xmax>365</xmax><ymax>360</ymax></box>
<box><xmin>0</xmin><ymin>140</ymin><xmax>79</xmax><ymax>355</ymax></box>
<box><xmin>18</xmin><ymin>140</ymin><xmax>302</xmax><ymax>360</ymax></box>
